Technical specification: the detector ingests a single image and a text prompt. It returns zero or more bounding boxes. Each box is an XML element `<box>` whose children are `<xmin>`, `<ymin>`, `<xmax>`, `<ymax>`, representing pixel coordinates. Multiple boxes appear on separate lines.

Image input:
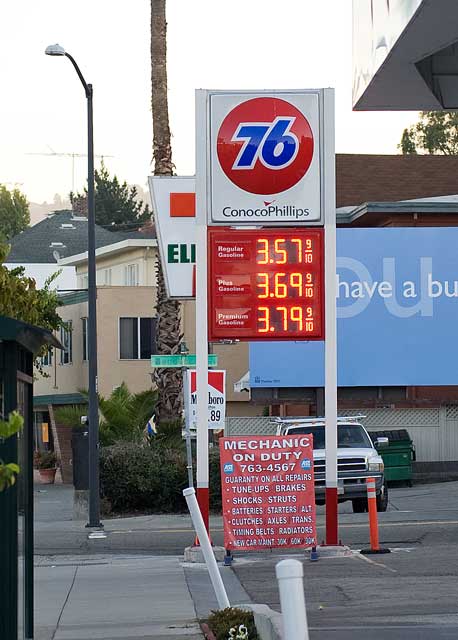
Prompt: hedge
<box><xmin>100</xmin><ymin>442</ymin><xmax>222</xmax><ymax>514</ymax></box>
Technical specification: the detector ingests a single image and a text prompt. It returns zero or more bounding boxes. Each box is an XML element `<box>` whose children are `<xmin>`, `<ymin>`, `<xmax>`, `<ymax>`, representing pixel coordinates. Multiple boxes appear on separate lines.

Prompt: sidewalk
<box><xmin>35</xmin><ymin>555</ymin><xmax>204</xmax><ymax>640</ymax></box>
<box><xmin>33</xmin><ymin>485</ymin><xmax>253</xmax><ymax>640</ymax></box>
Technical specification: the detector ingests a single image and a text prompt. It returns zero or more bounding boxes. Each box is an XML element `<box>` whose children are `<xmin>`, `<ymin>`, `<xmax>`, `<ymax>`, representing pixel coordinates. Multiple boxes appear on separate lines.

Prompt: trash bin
<box><xmin>370</xmin><ymin>429</ymin><xmax>415</xmax><ymax>487</ymax></box>
<box><xmin>71</xmin><ymin>426</ymin><xmax>89</xmax><ymax>490</ymax></box>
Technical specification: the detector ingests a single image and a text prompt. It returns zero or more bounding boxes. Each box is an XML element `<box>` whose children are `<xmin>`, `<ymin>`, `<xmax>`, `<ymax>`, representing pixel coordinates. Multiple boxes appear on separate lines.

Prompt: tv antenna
<box><xmin>27</xmin><ymin>146</ymin><xmax>113</xmax><ymax>192</ymax></box>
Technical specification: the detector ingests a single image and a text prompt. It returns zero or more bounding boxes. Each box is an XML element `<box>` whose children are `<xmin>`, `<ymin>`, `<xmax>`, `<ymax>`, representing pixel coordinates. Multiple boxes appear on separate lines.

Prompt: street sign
<box><xmin>208</xmin><ymin>227</ymin><xmax>324</xmax><ymax>341</ymax></box>
<box><xmin>148</xmin><ymin>176</ymin><xmax>196</xmax><ymax>299</ymax></box>
<box><xmin>150</xmin><ymin>354</ymin><xmax>218</xmax><ymax>368</ymax></box>
<box><xmin>198</xmin><ymin>90</ymin><xmax>325</xmax><ymax>226</ymax></box>
<box><xmin>184</xmin><ymin>369</ymin><xmax>226</xmax><ymax>430</ymax></box>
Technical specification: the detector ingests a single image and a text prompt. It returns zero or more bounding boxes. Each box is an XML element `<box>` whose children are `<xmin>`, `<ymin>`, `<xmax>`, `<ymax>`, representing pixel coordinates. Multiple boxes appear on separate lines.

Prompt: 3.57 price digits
<box><xmin>257</xmin><ymin>237</ymin><xmax>313</xmax><ymax>265</ymax></box>
<box><xmin>257</xmin><ymin>272</ymin><xmax>314</xmax><ymax>298</ymax></box>
<box><xmin>258</xmin><ymin>306</ymin><xmax>314</xmax><ymax>333</ymax></box>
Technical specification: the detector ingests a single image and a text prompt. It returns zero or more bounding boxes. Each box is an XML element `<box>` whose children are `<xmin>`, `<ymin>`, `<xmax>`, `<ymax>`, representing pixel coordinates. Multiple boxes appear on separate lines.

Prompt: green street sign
<box><xmin>150</xmin><ymin>354</ymin><xmax>218</xmax><ymax>368</ymax></box>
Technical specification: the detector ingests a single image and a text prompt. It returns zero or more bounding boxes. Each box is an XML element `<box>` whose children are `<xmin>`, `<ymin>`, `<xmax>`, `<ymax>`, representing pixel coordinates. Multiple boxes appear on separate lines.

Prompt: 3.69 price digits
<box><xmin>258</xmin><ymin>306</ymin><xmax>314</xmax><ymax>333</ymax></box>
<box><xmin>257</xmin><ymin>272</ymin><xmax>314</xmax><ymax>299</ymax></box>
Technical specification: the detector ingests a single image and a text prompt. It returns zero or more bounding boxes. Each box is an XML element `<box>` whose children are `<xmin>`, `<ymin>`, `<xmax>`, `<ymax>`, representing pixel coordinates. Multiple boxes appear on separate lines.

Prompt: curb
<box><xmin>200</xmin><ymin>621</ymin><xmax>216</xmax><ymax>639</ymax></box>
<box><xmin>240</xmin><ymin>603</ymin><xmax>283</xmax><ymax>640</ymax></box>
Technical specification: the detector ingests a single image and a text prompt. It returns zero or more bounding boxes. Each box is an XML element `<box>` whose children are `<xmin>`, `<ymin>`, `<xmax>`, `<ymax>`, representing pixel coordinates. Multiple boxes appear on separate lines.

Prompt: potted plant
<box><xmin>34</xmin><ymin>450</ymin><xmax>58</xmax><ymax>484</ymax></box>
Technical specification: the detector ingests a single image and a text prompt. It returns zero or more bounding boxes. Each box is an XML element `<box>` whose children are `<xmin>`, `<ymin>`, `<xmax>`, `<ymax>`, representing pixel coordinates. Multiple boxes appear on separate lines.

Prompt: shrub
<box><xmin>207</xmin><ymin>608</ymin><xmax>259</xmax><ymax>640</ymax></box>
<box><xmin>100</xmin><ymin>442</ymin><xmax>188</xmax><ymax>513</ymax></box>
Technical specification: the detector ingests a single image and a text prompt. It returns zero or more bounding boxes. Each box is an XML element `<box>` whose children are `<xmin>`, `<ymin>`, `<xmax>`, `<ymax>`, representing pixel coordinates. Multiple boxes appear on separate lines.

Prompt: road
<box><xmin>34</xmin><ymin>481</ymin><xmax>458</xmax><ymax>638</ymax></box>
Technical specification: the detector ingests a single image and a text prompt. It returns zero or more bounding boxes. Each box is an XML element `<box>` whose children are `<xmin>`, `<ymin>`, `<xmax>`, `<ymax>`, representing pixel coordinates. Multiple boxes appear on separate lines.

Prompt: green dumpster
<box><xmin>370</xmin><ymin>429</ymin><xmax>415</xmax><ymax>486</ymax></box>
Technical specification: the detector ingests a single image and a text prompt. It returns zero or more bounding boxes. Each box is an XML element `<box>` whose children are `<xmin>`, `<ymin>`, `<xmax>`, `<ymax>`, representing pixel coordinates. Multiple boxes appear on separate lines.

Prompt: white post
<box><xmin>195</xmin><ymin>89</ymin><xmax>210</xmax><ymax>531</ymax></box>
<box><xmin>323</xmin><ymin>88</ymin><xmax>338</xmax><ymax>545</ymax></box>
<box><xmin>183</xmin><ymin>488</ymin><xmax>230</xmax><ymax>610</ymax></box>
<box><xmin>275</xmin><ymin>559</ymin><xmax>309</xmax><ymax>640</ymax></box>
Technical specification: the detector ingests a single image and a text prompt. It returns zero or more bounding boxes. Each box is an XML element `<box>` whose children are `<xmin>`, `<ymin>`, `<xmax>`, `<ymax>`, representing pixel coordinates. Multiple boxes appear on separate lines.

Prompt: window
<box><xmin>41</xmin><ymin>348</ymin><xmax>53</xmax><ymax>367</ymax></box>
<box><xmin>79</xmin><ymin>274</ymin><xmax>88</xmax><ymax>289</ymax></box>
<box><xmin>82</xmin><ymin>318</ymin><xmax>88</xmax><ymax>361</ymax></box>
<box><xmin>104</xmin><ymin>268</ymin><xmax>112</xmax><ymax>285</ymax></box>
<box><xmin>60</xmin><ymin>322</ymin><xmax>73</xmax><ymax>364</ymax></box>
<box><xmin>119</xmin><ymin>317</ymin><xmax>157</xmax><ymax>360</ymax></box>
<box><xmin>124</xmin><ymin>264</ymin><xmax>139</xmax><ymax>286</ymax></box>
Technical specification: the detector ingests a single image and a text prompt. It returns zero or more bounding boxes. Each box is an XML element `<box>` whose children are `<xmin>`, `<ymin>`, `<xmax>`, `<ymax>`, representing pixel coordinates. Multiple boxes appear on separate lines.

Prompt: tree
<box><xmin>0</xmin><ymin>243</ymin><xmax>62</xmax><ymax>334</ymax></box>
<box><xmin>399</xmin><ymin>111</ymin><xmax>458</xmax><ymax>155</ymax></box>
<box><xmin>151</xmin><ymin>0</ymin><xmax>183</xmax><ymax>425</ymax></box>
<box><xmin>55</xmin><ymin>383</ymin><xmax>158</xmax><ymax>446</ymax></box>
<box><xmin>71</xmin><ymin>162</ymin><xmax>151</xmax><ymax>230</ymax></box>
<box><xmin>0</xmin><ymin>412</ymin><xmax>23</xmax><ymax>492</ymax></box>
<box><xmin>0</xmin><ymin>185</ymin><xmax>30</xmax><ymax>240</ymax></box>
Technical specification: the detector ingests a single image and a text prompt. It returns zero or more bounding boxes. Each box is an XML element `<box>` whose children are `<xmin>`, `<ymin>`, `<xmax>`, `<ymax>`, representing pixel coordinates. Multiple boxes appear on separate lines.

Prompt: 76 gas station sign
<box><xmin>205</xmin><ymin>91</ymin><xmax>324</xmax><ymax>226</ymax></box>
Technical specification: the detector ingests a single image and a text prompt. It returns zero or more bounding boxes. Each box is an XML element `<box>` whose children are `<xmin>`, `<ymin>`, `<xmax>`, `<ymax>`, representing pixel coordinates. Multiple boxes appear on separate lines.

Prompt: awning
<box><xmin>234</xmin><ymin>371</ymin><xmax>250</xmax><ymax>393</ymax></box>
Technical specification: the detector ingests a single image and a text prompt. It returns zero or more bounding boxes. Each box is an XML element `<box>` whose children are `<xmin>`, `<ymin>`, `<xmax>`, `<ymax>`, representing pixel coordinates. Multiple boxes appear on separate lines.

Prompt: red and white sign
<box><xmin>220</xmin><ymin>435</ymin><xmax>317</xmax><ymax>551</ymax></box>
<box><xmin>200</xmin><ymin>90</ymin><xmax>324</xmax><ymax>225</ymax></box>
<box><xmin>184</xmin><ymin>369</ymin><xmax>226</xmax><ymax>430</ymax></box>
<box><xmin>148</xmin><ymin>176</ymin><xmax>196</xmax><ymax>299</ymax></box>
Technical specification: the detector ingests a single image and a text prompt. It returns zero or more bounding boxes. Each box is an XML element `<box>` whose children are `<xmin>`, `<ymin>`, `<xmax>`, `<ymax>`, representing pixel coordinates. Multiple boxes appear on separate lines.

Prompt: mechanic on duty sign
<box><xmin>199</xmin><ymin>90</ymin><xmax>327</xmax><ymax>226</ymax></box>
<box><xmin>220</xmin><ymin>435</ymin><xmax>317</xmax><ymax>551</ymax></box>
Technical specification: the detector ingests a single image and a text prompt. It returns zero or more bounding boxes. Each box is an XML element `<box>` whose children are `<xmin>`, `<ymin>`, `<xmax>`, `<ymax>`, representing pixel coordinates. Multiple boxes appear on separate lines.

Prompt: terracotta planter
<box><xmin>37</xmin><ymin>468</ymin><xmax>57</xmax><ymax>484</ymax></box>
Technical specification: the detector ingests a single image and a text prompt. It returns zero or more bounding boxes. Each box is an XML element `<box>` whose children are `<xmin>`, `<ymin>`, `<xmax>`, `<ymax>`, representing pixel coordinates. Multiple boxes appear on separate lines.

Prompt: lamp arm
<box><xmin>65</xmin><ymin>52</ymin><xmax>92</xmax><ymax>98</ymax></box>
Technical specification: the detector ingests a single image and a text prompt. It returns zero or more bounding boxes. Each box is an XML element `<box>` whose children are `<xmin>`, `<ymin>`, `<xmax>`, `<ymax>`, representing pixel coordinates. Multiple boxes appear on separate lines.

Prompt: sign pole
<box><xmin>323</xmin><ymin>88</ymin><xmax>339</xmax><ymax>545</ymax></box>
<box><xmin>195</xmin><ymin>90</ymin><xmax>210</xmax><ymax>534</ymax></box>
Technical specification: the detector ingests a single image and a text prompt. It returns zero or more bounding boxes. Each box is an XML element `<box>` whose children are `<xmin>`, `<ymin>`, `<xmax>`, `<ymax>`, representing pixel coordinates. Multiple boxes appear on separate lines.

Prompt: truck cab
<box><xmin>274</xmin><ymin>416</ymin><xmax>388</xmax><ymax>513</ymax></box>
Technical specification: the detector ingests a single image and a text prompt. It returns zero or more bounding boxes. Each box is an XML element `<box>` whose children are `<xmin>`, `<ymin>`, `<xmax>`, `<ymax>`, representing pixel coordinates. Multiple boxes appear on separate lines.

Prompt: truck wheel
<box><xmin>377</xmin><ymin>481</ymin><xmax>389</xmax><ymax>512</ymax></box>
<box><xmin>352</xmin><ymin>498</ymin><xmax>367</xmax><ymax>513</ymax></box>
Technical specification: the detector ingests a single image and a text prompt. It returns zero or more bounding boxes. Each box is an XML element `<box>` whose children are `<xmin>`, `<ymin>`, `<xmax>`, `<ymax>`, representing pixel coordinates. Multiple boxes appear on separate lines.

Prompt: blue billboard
<box><xmin>250</xmin><ymin>227</ymin><xmax>458</xmax><ymax>387</ymax></box>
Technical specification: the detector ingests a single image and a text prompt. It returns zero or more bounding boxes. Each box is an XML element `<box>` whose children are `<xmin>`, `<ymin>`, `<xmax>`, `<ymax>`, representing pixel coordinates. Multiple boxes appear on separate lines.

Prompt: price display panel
<box><xmin>208</xmin><ymin>228</ymin><xmax>324</xmax><ymax>341</ymax></box>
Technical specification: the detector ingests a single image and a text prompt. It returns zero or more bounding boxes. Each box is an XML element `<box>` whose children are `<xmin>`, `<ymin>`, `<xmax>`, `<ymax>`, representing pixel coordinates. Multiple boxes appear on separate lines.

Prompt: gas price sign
<box><xmin>208</xmin><ymin>228</ymin><xmax>324</xmax><ymax>341</ymax></box>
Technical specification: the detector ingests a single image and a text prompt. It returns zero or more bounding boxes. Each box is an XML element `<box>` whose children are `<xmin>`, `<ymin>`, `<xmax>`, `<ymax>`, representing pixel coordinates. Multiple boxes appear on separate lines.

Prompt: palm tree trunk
<box><xmin>151</xmin><ymin>0</ymin><xmax>183</xmax><ymax>424</ymax></box>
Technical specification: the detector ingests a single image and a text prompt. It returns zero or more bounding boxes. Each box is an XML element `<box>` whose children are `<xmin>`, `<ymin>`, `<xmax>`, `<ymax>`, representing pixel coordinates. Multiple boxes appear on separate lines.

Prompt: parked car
<box><xmin>274</xmin><ymin>416</ymin><xmax>388</xmax><ymax>513</ymax></box>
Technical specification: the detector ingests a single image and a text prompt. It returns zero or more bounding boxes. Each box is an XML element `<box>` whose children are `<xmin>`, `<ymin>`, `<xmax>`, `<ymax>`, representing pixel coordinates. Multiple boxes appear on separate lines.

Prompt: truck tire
<box><xmin>352</xmin><ymin>498</ymin><xmax>367</xmax><ymax>513</ymax></box>
<box><xmin>376</xmin><ymin>481</ymin><xmax>388</xmax><ymax>512</ymax></box>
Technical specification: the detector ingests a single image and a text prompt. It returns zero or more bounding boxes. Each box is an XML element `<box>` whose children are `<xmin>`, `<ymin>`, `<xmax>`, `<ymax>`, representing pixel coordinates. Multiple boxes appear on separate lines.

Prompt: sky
<box><xmin>0</xmin><ymin>0</ymin><xmax>419</xmax><ymax>206</ymax></box>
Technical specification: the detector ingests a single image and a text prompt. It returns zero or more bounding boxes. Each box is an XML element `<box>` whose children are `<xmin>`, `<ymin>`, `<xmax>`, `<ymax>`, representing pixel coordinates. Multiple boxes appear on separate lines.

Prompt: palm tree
<box><xmin>151</xmin><ymin>0</ymin><xmax>183</xmax><ymax>425</ymax></box>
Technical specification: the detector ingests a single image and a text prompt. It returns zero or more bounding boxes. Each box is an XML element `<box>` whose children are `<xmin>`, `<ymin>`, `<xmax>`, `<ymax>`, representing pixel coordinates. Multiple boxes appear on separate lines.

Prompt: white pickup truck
<box><xmin>274</xmin><ymin>416</ymin><xmax>388</xmax><ymax>513</ymax></box>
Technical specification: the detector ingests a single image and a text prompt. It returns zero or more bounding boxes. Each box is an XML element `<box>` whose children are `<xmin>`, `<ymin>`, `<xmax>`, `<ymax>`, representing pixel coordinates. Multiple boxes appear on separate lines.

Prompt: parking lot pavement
<box><xmin>233</xmin><ymin>543</ymin><xmax>458</xmax><ymax>639</ymax></box>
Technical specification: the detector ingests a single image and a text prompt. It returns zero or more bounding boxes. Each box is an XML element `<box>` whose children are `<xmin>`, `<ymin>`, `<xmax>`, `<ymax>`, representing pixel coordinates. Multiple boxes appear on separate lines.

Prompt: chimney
<box><xmin>71</xmin><ymin>195</ymin><xmax>88</xmax><ymax>219</ymax></box>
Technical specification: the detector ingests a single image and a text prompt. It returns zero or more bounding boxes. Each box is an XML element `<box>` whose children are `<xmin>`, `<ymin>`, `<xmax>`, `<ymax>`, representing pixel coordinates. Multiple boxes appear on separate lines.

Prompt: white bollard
<box><xmin>183</xmin><ymin>487</ymin><xmax>230</xmax><ymax>610</ymax></box>
<box><xmin>275</xmin><ymin>559</ymin><xmax>309</xmax><ymax>640</ymax></box>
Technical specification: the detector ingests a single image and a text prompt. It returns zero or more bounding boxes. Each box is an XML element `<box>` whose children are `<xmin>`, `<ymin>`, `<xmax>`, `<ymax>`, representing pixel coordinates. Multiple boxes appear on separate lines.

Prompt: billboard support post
<box><xmin>323</xmin><ymin>88</ymin><xmax>338</xmax><ymax>545</ymax></box>
<box><xmin>195</xmin><ymin>90</ymin><xmax>210</xmax><ymax>534</ymax></box>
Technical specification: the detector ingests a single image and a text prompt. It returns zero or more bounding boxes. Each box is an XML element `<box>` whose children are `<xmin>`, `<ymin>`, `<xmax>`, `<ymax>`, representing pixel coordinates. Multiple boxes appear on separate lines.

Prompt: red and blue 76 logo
<box><xmin>217</xmin><ymin>97</ymin><xmax>314</xmax><ymax>196</ymax></box>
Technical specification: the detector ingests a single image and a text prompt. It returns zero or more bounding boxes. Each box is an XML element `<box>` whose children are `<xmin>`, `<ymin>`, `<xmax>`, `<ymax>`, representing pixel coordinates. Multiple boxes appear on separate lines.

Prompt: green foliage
<box><xmin>98</xmin><ymin>383</ymin><xmax>158</xmax><ymax>446</ymax></box>
<box><xmin>207</xmin><ymin>608</ymin><xmax>258</xmax><ymax>640</ymax></box>
<box><xmin>33</xmin><ymin>450</ymin><xmax>57</xmax><ymax>470</ymax></box>
<box><xmin>54</xmin><ymin>384</ymin><xmax>157</xmax><ymax>446</ymax></box>
<box><xmin>0</xmin><ymin>412</ymin><xmax>24</xmax><ymax>492</ymax></box>
<box><xmin>100</xmin><ymin>442</ymin><xmax>188</xmax><ymax>513</ymax></box>
<box><xmin>0</xmin><ymin>243</ymin><xmax>63</xmax><ymax>334</ymax></box>
<box><xmin>54</xmin><ymin>404</ymin><xmax>87</xmax><ymax>430</ymax></box>
<box><xmin>0</xmin><ymin>185</ymin><xmax>30</xmax><ymax>240</ymax></box>
<box><xmin>399</xmin><ymin>111</ymin><xmax>458</xmax><ymax>155</ymax></box>
<box><xmin>71</xmin><ymin>161</ymin><xmax>151</xmax><ymax>230</ymax></box>
<box><xmin>100</xmin><ymin>441</ymin><xmax>222</xmax><ymax>514</ymax></box>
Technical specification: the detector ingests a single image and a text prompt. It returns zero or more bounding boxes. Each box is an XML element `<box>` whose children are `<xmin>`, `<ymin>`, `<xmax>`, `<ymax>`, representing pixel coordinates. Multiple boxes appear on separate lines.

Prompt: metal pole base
<box><xmin>325</xmin><ymin>486</ymin><xmax>339</xmax><ymax>545</ymax></box>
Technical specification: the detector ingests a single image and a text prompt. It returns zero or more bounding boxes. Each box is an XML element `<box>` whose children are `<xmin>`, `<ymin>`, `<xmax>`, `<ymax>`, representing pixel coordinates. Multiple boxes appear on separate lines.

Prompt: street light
<box><xmin>45</xmin><ymin>44</ymin><xmax>102</xmax><ymax>528</ymax></box>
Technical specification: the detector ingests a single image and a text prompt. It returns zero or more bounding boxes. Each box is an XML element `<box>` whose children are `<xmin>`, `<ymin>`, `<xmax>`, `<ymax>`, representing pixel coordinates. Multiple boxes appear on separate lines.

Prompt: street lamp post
<box><xmin>45</xmin><ymin>44</ymin><xmax>102</xmax><ymax>528</ymax></box>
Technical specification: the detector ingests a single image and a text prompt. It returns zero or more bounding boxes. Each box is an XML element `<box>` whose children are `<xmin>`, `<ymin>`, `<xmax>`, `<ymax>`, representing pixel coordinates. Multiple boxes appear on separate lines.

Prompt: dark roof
<box><xmin>6</xmin><ymin>211</ymin><xmax>155</xmax><ymax>264</ymax></box>
<box><xmin>336</xmin><ymin>154</ymin><xmax>458</xmax><ymax>208</ymax></box>
<box><xmin>0</xmin><ymin>315</ymin><xmax>62</xmax><ymax>353</ymax></box>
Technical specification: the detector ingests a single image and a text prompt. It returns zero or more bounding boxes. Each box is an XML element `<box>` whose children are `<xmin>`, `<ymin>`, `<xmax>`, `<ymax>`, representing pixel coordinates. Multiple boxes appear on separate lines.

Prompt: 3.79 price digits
<box><xmin>258</xmin><ymin>306</ymin><xmax>314</xmax><ymax>333</ymax></box>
